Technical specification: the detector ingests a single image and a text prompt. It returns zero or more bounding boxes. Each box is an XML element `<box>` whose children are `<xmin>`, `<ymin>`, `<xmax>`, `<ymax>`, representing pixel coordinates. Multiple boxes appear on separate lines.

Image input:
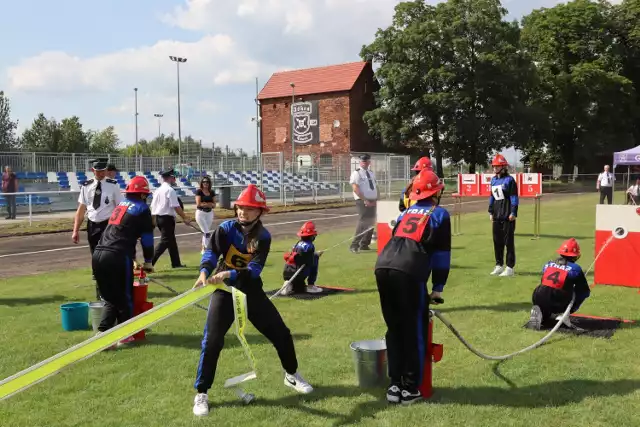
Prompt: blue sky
<box><xmin>0</xmin><ymin>0</ymin><xmax>614</xmax><ymax>156</ymax></box>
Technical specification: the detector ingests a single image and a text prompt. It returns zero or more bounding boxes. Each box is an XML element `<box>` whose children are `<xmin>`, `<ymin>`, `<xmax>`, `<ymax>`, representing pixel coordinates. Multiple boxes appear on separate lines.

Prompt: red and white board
<box><xmin>376</xmin><ymin>201</ymin><xmax>400</xmax><ymax>255</ymax></box>
<box><xmin>594</xmin><ymin>205</ymin><xmax>640</xmax><ymax>288</ymax></box>
<box><xmin>479</xmin><ymin>174</ymin><xmax>494</xmax><ymax>197</ymax></box>
<box><xmin>457</xmin><ymin>174</ymin><xmax>480</xmax><ymax>197</ymax></box>
<box><xmin>518</xmin><ymin>173</ymin><xmax>542</xmax><ymax>198</ymax></box>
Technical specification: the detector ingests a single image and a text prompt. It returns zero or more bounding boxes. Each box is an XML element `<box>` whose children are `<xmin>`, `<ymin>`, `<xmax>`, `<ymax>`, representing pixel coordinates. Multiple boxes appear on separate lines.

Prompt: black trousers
<box><xmin>194</xmin><ymin>285</ymin><xmax>298</xmax><ymax>393</ymax></box>
<box><xmin>92</xmin><ymin>250</ymin><xmax>134</xmax><ymax>332</ymax></box>
<box><xmin>599</xmin><ymin>187</ymin><xmax>613</xmax><ymax>204</ymax></box>
<box><xmin>87</xmin><ymin>219</ymin><xmax>109</xmax><ymax>299</ymax></box>
<box><xmin>351</xmin><ymin>200</ymin><xmax>376</xmax><ymax>249</ymax></box>
<box><xmin>5</xmin><ymin>195</ymin><xmax>16</xmax><ymax>218</ymax></box>
<box><xmin>492</xmin><ymin>219</ymin><xmax>516</xmax><ymax>268</ymax></box>
<box><xmin>532</xmin><ymin>285</ymin><xmax>572</xmax><ymax>323</ymax></box>
<box><xmin>152</xmin><ymin>215</ymin><xmax>182</xmax><ymax>267</ymax></box>
<box><xmin>375</xmin><ymin>268</ymin><xmax>429</xmax><ymax>389</ymax></box>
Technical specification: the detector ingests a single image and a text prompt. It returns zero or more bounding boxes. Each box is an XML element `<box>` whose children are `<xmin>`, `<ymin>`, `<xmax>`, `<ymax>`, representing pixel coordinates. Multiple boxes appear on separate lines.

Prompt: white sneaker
<box><xmin>490</xmin><ymin>265</ymin><xmax>504</xmax><ymax>276</ymax></box>
<box><xmin>307</xmin><ymin>285</ymin><xmax>323</xmax><ymax>294</ymax></box>
<box><xmin>280</xmin><ymin>282</ymin><xmax>293</xmax><ymax>296</ymax></box>
<box><xmin>193</xmin><ymin>393</ymin><xmax>209</xmax><ymax>416</ymax></box>
<box><xmin>499</xmin><ymin>267</ymin><xmax>514</xmax><ymax>277</ymax></box>
<box><xmin>284</xmin><ymin>372</ymin><xmax>313</xmax><ymax>394</ymax></box>
<box><xmin>529</xmin><ymin>305</ymin><xmax>542</xmax><ymax>330</ymax></box>
<box><xmin>555</xmin><ymin>314</ymin><xmax>573</xmax><ymax>328</ymax></box>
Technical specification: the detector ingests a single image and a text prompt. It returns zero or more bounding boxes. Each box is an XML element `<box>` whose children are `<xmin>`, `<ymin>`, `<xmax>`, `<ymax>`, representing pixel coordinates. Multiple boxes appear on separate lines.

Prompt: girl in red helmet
<box><xmin>399</xmin><ymin>156</ymin><xmax>433</xmax><ymax>212</ymax></box>
<box><xmin>281</xmin><ymin>221</ymin><xmax>324</xmax><ymax>295</ymax></box>
<box><xmin>375</xmin><ymin>169</ymin><xmax>451</xmax><ymax>405</ymax></box>
<box><xmin>529</xmin><ymin>238</ymin><xmax>591</xmax><ymax>330</ymax></box>
<box><xmin>93</xmin><ymin>176</ymin><xmax>155</xmax><ymax>345</ymax></box>
<box><xmin>488</xmin><ymin>154</ymin><xmax>519</xmax><ymax>277</ymax></box>
<box><xmin>192</xmin><ymin>184</ymin><xmax>313</xmax><ymax>417</ymax></box>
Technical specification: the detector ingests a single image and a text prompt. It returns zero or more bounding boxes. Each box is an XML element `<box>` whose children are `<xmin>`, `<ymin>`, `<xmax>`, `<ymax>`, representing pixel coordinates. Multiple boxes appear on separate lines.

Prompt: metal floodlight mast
<box><xmin>154</xmin><ymin>113</ymin><xmax>164</xmax><ymax>138</ymax></box>
<box><xmin>169</xmin><ymin>56</ymin><xmax>187</xmax><ymax>166</ymax></box>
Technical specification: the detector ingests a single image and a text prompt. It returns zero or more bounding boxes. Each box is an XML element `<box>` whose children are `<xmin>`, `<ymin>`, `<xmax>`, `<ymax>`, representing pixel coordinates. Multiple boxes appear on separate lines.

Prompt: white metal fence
<box><xmin>0</xmin><ymin>151</ymin><xmax>412</xmax><ymax>218</ymax></box>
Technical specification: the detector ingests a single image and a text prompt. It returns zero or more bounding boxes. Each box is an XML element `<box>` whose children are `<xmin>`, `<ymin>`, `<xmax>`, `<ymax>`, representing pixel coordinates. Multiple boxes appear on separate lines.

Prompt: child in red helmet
<box><xmin>399</xmin><ymin>156</ymin><xmax>433</xmax><ymax>212</ymax></box>
<box><xmin>529</xmin><ymin>238</ymin><xmax>591</xmax><ymax>330</ymax></box>
<box><xmin>375</xmin><ymin>169</ymin><xmax>451</xmax><ymax>405</ymax></box>
<box><xmin>192</xmin><ymin>184</ymin><xmax>313</xmax><ymax>417</ymax></box>
<box><xmin>488</xmin><ymin>154</ymin><xmax>519</xmax><ymax>277</ymax></box>
<box><xmin>281</xmin><ymin>221</ymin><xmax>323</xmax><ymax>295</ymax></box>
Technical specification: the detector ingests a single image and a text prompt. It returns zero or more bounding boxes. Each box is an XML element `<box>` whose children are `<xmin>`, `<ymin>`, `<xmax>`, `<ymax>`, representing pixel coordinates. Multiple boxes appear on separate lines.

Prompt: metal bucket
<box><xmin>350</xmin><ymin>339</ymin><xmax>388</xmax><ymax>388</ymax></box>
<box><xmin>89</xmin><ymin>301</ymin><xmax>105</xmax><ymax>333</ymax></box>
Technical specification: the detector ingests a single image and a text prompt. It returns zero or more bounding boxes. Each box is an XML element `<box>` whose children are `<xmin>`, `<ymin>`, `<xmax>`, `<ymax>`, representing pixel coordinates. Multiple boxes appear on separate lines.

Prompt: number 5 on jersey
<box><xmin>394</xmin><ymin>213</ymin><xmax>430</xmax><ymax>242</ymax></box>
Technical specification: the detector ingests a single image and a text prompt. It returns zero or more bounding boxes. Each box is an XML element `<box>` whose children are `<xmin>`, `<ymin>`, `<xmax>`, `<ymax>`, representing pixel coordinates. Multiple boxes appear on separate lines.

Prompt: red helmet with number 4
<box><xmin>412</xmin><ymin>156</ymin><xmax>433</xmax><ymax>172</ymax></box>
<box><xmin>557</xmin><ymin>238</ymin><xmax>581</xmax><ymax>259</ymax></box>
<box><xmin>409</xmin><ymin>170</ymin><xmax>445</xmax><ymax>201</ymax></box>
<box><xmin>235</xmin><ymin>184</ymin><xmax>270</xmax><ymax>212</ymax></box>
<box><xmin>125</xmin><ymin>176</ymin><xmax>151</xmax><ymax>194</ymax></box>
<box><xmin>297</xmin><ymin>221</ymin><xmax>317</xmax><ymax>237</ymax></box>
<box><xmin>492</xmin><ymin>154</ymin><xmax>509</xmax><ymax>167</ymax></box>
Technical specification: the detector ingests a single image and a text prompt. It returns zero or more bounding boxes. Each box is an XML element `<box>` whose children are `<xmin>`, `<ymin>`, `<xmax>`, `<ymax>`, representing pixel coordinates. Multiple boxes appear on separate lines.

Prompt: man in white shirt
<box><xmin>349</xmin><ymin>154</ymin><xmax>379</xmax><ymax>253</ymax></box>
<box><xmin>150</xmin><ymin>168</ymin><xmax>191</xmax><ymax>268</ymax></box>
<box><xmin>72</xmin><ymin>158</ymin><xmax>123</xmax><ymax>299</ymax></box>
<box><xmin>596</xmin><ymin>165</ymin><xmax>614</xmax><ymax>205</ymax></box>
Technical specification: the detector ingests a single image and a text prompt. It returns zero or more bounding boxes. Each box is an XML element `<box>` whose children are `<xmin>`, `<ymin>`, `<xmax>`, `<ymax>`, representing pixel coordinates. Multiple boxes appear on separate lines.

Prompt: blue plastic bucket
<box><xmin>60</xmin><ymin>302</ymin><xmax>90</xmax><ymax>331</ymax></box>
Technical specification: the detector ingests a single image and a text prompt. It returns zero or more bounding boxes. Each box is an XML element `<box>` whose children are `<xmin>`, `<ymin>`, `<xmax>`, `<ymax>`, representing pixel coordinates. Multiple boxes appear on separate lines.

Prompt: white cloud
<box><xmin>6</xmin><ymin>34</ymin><xmax>279</xmax><ymax>94</ymax></box>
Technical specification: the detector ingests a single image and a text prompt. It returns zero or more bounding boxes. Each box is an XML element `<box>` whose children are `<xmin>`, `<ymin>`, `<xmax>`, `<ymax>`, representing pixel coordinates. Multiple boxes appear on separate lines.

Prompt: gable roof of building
<box><xmin>257</xmin><ymin>61</ymin><xmax>370</xmax><ymax>100</ymax></box>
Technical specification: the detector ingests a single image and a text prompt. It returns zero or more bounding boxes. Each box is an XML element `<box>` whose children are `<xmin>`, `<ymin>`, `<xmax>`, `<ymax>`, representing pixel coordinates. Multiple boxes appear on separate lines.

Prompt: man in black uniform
<box><xmin>93</xmin><ymin>176</ymin><xmax>154</xmax><ymax>343</ymax></box>
<box><xmin>375</xmin><ymin>169</ymin><xmax>451</xmax><ymax>405</ymax></box>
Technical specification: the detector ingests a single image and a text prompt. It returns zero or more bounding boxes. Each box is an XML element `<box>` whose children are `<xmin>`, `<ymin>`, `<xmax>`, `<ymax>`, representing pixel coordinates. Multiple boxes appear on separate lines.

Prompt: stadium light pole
<box><xmin>134</xmin><ymin>88</ymin><xmax>139</xmax><ymax>157</ymax></box>
<box><xmin>290</xmin><ymin>82</ymin><xmax>295</xmax><ymax>204</ymax></box>
<box><xmin>169</xmin><ymin>55</ymin><xmax>187</xmax><ymax>166</ymax></box>
<box><xmin>154</xmin><ymin>113</ymin><xmax>163</xmax><ymax>138</ymax></box>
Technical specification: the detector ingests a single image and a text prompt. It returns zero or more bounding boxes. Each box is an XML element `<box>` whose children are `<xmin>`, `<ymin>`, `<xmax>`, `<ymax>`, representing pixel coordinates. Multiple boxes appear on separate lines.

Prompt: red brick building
<box><xmin>257</xmin><ymin>61</ymin><xmax>385</xmax><ymax>163</ymax></box>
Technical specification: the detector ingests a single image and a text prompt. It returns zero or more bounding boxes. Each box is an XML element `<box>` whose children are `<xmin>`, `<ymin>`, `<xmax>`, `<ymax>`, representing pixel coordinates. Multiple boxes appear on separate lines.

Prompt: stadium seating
<box><xmin>47</xmin><ymin>170</ymin><xmax>340</xmax><ymax>197</ymax></box>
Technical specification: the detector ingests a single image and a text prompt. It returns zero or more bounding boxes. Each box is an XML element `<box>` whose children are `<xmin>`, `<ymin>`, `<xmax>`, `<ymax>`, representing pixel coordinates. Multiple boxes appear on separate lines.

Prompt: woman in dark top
<box><xmin>195</xmin><ymin>176</ymin><xmax>216</xmax><ymax>253</ymax></box>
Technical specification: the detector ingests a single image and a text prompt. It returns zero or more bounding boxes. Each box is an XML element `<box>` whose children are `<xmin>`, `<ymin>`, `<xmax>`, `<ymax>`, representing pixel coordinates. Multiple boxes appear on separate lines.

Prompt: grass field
<box><xmin>2</xmin><ymin>194</ymin><xmax>640</xmax><ymax>427</ymax></box>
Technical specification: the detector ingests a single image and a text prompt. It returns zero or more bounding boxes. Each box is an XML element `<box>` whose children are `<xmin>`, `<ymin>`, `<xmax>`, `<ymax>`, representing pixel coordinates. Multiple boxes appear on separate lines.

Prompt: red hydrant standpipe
<box><xmin>419</xmin><ymin>310</ymin><xmax>444</xmax><ymax>398</ymax></box>
<box><xmin>132</xmin><ymin>267</ymin><xmax>154</xmax><ymax>341</ymax></box>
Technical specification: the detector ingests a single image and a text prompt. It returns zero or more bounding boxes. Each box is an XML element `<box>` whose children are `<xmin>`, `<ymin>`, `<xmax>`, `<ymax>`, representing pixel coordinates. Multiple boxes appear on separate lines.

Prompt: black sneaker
<box><xmin>386</xmin><ymin>384</ymin><xmax>401</xmax><ymax>404</ymax></box>
<box><xmin>401</xmin><ymin>388</ymin><xmax>423</xmax><ymax>405</ymax></box>
<box><xmin>350</xmin><ymin>247</ymin><xmax>359</xmax><ymax>254</ymax></box>
<box><xmin>360</xmin><ymin>246</ymin><xmax>371</xmax><ymax>251</ymax></box>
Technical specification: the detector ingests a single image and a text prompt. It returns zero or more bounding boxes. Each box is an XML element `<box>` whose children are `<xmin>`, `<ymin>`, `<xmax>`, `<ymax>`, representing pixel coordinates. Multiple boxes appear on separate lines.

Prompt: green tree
<box><xmin>88</xmin><ymin>126</ymin><xmax>121</xmax><ymax>153</ymax></box>
<box><xmin>361</xmin><ymin>0</ymin><xmax>535</xmax><ymax>174</ymax></box>
<box><xmin>59</xmin><ymin>116</ymin><xmax>89</xmax><ymax>152</ymax></box>
<box><xmin>21</xmin><ymin>114</ymin><xmax>61</xmax><ymax>152</ymax></box>
<box><xmin>0</xmin><ymin>91</ymin><xmax>18</xmax><ymax>151</ymax></box>
<box><xmin>521</xmin><ymin>0</ymin><xmax>636</xmax><ymax>174</ymax></box>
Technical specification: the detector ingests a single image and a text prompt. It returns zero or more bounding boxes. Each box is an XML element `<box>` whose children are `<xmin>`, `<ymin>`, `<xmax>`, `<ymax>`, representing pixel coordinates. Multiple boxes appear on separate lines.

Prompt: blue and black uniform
<box><xmin>533</xmin><ymin>258</ymin><xmax>590</xmax><ymax>324</ymax></box>
<box><xmin>488</xmin><ymin>173</ymin><xmax>519</xmax><ymax>268</ymax></box>
<box><xmin>194</xmin><ymin>219</ymin><xmax>299</xmax><ymax>394</ymax></box>
<box><xmin>374</xmin><ymin>200</ymin><xmax>451</xmax><ymax>396</ymax></box>
<box><xmin>283</xmin><ymin>240</ymin><xmax>320</xmax><ymax>293</ymax></box>
<box><xmin>92</xmin><ymin>196</ymin><xmax>154</xmax><ymax>332</ymax></box>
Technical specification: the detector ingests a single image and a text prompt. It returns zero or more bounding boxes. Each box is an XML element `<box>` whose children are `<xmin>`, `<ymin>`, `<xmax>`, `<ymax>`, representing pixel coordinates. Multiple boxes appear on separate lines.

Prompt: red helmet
<box><xmin>125</xmin><ymin>176</ymin><xmax>151</xmax><ymax>194</ymax></box>
<box><xmin>492</xmin><ymin>154</ymin><xmax>509</xmax><ymax>167</ymax></box>
<box><xmin>297</xmin><ymin>221</ymin><xmax>318</xmax><ymax>237</ymax></box>
<box><xmin>409</xmin><ymin>170</ymin><xmax>445</xmax><ymax>201</ymax></box>
<box><xmin>557</xmin><ymin>238</ymin><xmax>581</xmax><ymax>259</ymax></box>
<box><xmin>412</xmin><ymin>157</ymin><xmax>433</xmax><ymax>172</ymax></box>
<box><xmin>235</xmin><ymin>184</ymin><xmax>269</xmax><ymax>211</ymax></box>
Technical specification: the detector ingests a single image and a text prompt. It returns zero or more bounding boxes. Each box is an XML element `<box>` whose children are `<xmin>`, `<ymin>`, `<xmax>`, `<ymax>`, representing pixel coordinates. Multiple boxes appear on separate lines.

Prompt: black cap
<box><xmin>89</xmin><ymin>158</ymin><xmax>108</xmax><ymax>171</ymax></box>
<box><xmin>359</xmin><ymin>154</ymin><xmax>371</xmax><ymax>161</ymax></box>
<box><xmin>160</xmin><ymin>168</ymin><xmax>177</xmax><ymax>178</ymax></box>
<box><xmin>106</xmin><ymin>164</ymin><xmax>117</xmax><ymax>171</ymax></box>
